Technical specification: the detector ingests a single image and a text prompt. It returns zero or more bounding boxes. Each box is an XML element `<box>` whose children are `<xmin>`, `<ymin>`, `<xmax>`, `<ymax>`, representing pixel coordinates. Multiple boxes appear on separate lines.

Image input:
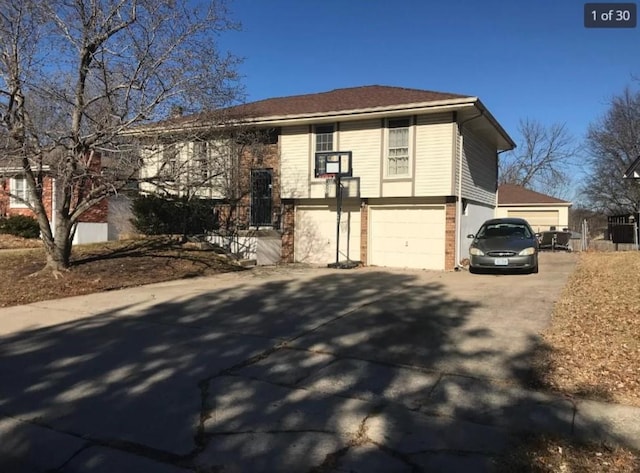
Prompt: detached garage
<box><xmin>368</xmin><ymin>205</ymin><xmax>446</xmax><ymax>270</ymax></box>
<box><xmin>496</xmin><ymin>184</ymin><xmax>571</xmax><ymax>233</ymax></box>
<box><xmin>506</xmin><ymin>210</ymin><xmax>559</xmax><ymax>232</ymax></box>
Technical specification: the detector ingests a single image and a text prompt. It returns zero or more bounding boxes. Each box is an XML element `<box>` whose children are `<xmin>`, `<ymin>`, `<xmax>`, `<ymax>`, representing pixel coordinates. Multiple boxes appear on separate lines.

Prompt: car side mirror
<box><xmin>466</xmin><ymin>234</ymin><xmax>475</xmax><ymax>239</ymax></box>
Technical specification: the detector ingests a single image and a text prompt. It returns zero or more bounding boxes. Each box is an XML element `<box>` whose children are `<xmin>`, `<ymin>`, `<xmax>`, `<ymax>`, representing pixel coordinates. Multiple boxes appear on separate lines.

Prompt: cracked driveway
<box><xmin>0</xmin><ymin>253</ymin><xmax>578</xmax><ymax>472</ymax></box>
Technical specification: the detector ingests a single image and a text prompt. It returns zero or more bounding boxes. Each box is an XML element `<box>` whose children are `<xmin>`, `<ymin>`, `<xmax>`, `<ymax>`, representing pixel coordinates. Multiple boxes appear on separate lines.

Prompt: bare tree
<box><xmin>499</xmin><ymin>119</ymin><xmax>578</xmax><ymax>197</ymax></box>
<box><xmin>0</xmin><ymin>0</ymin><xmax>241</xmax><ymax>272</ymax></box>
<box><xmin>583</xmin><ymin>87</ymin><xmax>640</xmax><ymax>213</ymax></box>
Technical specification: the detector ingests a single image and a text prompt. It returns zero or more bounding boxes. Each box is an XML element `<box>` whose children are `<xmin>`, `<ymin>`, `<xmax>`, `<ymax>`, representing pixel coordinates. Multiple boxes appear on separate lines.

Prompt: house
<box><xmin>496</xmin><ymin>184</ymin><xmax>572</xmax><ymax>233</ymax></box>
<box><xmin>0</xmin><ymin>166</ymin><xmax>109</xmax><ymax>245</ymax></box>
<box><xmin>140</xmin><ymin>85</ymin><xmax>514</xmax><ymax>270</ymax></box>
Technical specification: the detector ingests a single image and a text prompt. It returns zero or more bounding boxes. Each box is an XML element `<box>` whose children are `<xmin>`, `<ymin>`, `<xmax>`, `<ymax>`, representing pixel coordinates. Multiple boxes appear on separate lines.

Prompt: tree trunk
<box><xmin>42</xmin><ymin>217</ymin><xmax>73</xmax><ymax>271</ymax></box>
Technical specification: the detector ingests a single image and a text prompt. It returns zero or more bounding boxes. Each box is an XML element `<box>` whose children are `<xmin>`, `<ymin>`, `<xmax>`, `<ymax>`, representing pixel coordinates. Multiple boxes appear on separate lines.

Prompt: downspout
<box><xmin>495</xmin><ymin>149</ymin><xmax>511</xmax><ymax>217</ymax></box>
<box><xmin>455</xmin><ymin>111</ymin><xmax>484</xmax><ymax>270</ymax></box>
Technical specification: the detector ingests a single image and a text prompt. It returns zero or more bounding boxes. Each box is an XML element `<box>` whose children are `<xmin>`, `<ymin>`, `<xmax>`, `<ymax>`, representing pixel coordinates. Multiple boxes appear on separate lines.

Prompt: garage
<box><xmin>507</xmin><ymin>210</ymin><xmax>559</xmax><ymax>232</ymax></box>
<box><xmin>369</xmin><ymin>205</ymin><xmax>445</xmax><ymax>270</ymax></box>
<box><xmin>295</xmin><ymin>205</ymin><xmax>361</xmax><ymax>264</ymax></box>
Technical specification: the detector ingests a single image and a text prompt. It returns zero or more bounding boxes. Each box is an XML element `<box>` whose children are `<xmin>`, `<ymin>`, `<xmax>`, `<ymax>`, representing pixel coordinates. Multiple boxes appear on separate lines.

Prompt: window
<box><xmin>194</xmin><ymin>141</ymin><xmax>209</xmax><ymax>181</ymax></box>
<box><xmin>10</xmin><ymin>177</ymin><xmax>32</xmax><ymax>208</ymax></box>
<box><xmin>387</xmin><ymin>118</ymin><xmax>410</xmax><ymax>176</ymax></box>
<box><xmin>162</xmin><ymin>143</ymin><xmax>178</xmax><ymax>177</ymax></box>
<box><xmin>315</xmin><ymin>125</ymin><xmax>334</xmax><ymax>152</ymax></box>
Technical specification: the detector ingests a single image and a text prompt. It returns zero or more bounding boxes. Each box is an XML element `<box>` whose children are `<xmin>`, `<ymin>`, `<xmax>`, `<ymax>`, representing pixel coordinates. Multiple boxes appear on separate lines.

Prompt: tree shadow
<box><xmin>0</xmin><ymin>266</ymin><xmax>636</xmax><ymax>472</ymax></box>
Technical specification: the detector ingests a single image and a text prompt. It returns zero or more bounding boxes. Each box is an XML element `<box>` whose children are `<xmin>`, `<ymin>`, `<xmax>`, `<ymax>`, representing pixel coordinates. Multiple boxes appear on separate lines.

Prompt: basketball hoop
<box><xmin>314</xmin><ymin>151</ymin><xmax>355</xmax><ymax>268</ymax></box>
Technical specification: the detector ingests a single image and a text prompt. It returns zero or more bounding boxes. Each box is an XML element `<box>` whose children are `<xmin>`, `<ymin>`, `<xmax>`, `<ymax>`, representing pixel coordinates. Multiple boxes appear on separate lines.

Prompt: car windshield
<box><xmin>476</xmin><ymin>223</ymin><xmax>532</xmax><ymax>239</ymax></box>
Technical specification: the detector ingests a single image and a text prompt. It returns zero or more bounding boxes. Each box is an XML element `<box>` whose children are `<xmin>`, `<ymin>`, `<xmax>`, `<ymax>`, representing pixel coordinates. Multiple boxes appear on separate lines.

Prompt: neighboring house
<box><xmin>141</xmin><ymin>85</ymin><xmax>515</xmax><ymax>270</ymax></box>
<box><xmin>496</xmin><ymin>184</ymin><xmax>572</xmax><ymax>233</ymax></box>
<box><xmin>0</xmin><ymin>169</ymin><xmax>109</xmax><ymax>245</ymax></box>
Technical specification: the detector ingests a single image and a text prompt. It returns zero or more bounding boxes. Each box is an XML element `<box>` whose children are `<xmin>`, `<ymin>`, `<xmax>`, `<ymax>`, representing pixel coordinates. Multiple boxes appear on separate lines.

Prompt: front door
<box><xmin>250</xmin><ymin>169</ymin><xmax>273</xmax><ymax>227</ymax></box>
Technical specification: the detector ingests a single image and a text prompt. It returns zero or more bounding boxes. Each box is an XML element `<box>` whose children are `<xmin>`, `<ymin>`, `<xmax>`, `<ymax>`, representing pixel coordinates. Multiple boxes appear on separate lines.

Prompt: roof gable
<box><xmin>498</xmin><ymin>184</ymin><xmax>571</xmax><ymax>205</ymax></box>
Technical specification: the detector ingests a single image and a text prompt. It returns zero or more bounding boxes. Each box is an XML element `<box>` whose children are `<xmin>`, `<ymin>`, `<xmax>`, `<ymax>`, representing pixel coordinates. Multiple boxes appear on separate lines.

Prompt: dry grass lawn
<box><xmin>0</xmin><ymin>235</ymin><xmax>244</xmax><ymax>307</ymax></box>
<box><xmin>536</xmin><ymin>251</ymin><xmax>640</xmax><ymax>407</ymax></box>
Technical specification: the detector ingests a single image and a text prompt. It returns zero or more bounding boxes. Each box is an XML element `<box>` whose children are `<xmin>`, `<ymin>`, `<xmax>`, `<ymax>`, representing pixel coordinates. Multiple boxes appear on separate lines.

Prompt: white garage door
<box><xmin>295</xmin><ymin>205</ymin><xmax>361</xmax><ymax>264</ymax></box>
<box><xmin>369</xmin><ymin>206</ymin><xmax>445</xmax><ymax>270</ymax></box>
<box><xmin>507</xmin><ymin>210</ymin><xmax>559</xmax><ymax>232</ymax></box>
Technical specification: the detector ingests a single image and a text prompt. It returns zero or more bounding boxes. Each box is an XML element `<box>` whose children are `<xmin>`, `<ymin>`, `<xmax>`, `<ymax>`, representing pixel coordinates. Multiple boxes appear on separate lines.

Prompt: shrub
<box><xmin>131</xmin><ymin>195</ymin><xmax>219</xmax><ymax>236</ymax></box>
<box><xmin>0</xmin><ymin>215</ymin><xmax>41</xmax><ymax>239</ymax></box>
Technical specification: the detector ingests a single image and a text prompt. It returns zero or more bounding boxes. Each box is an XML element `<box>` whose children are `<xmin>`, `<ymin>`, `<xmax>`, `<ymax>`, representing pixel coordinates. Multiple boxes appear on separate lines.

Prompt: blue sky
<box><xmin>220</xmin><ymin>0</ymin><xmax>639</xmax><ymax>151</ymax></box>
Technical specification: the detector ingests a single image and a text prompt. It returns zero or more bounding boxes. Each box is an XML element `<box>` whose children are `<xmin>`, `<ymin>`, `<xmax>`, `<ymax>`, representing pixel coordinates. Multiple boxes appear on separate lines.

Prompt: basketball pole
<box><xmin>334</xmin><ymin>174</ymin><xmax>342</xmax><ymax>266</ymax></box>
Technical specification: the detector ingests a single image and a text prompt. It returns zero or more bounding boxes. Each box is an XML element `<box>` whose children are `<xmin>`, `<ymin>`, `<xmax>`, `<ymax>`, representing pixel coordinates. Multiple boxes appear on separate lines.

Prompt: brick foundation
<box><xmin>445</xmin><ymin>201</ymin><xmax>457</xmax><ymax>270</ymax></box>
<box><xmin>281</xmin><ymin>201</ymin><xmax>295</xmax><ymax>263</ymax></box>
<box><xmin>360</xmin><ymin>201</ymin><xmax>368</xmax><ymax>265</ymax></box>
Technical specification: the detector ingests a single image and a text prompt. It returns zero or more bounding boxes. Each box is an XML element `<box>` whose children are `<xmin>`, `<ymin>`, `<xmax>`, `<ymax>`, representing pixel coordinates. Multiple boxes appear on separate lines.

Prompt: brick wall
<box><xmin>445</xmin><ymin>201</ymin><xmax>457</xmax><ymax>270</ymax></box>
<box><xmin>236</xmin><ymin>142</ymin><xmax>280</xmax><ymax>225</ymax></box>
<box><xmin>281</xmin><ymin>200</ymin><xmax>295</xmax><ymax>262</ymax></box>
<box><xmin>78</xmin><ymin>197</ymin><xmax>108</xmax><ymax>223</ymax></box>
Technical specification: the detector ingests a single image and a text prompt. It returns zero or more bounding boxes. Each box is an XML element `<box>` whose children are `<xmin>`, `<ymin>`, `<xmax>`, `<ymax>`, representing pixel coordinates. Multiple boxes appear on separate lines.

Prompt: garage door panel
<box><xmin>295</xmin><ymin>206</ymin><xmax>361</xmax><ymax>264</ymax></box>
<box><xmin>507</xmin><ymin>210</ymin><xmax>559</xmax><ymax>232</ymax></box>
<box><xmin>369</xmin><ymin>206</ymin><xmax>445</xmax><ymax>270</ymax></box>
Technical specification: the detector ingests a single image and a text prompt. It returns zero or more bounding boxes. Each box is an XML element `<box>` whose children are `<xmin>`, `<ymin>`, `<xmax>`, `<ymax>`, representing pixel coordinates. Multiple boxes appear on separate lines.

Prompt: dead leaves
<box><xmin>541</xmin><ymin>252</ymin><xmax>640</xmax><ymax>407</ymax></box>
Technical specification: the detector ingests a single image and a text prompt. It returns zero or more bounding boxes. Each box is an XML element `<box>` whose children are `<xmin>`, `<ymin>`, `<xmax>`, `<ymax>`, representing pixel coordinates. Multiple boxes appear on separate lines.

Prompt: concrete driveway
<box><xmin>2</xmin><ymin>252</ymin><xmax>636</xmax><ymax>472</ymax></box>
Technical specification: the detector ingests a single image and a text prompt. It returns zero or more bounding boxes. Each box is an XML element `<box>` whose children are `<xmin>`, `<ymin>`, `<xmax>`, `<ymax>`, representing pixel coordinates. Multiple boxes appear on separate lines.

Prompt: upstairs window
<box><xmin>162</xmin><ymin>143</ymin><xmax>179</xmax><ymax>177</ymax></box>
<box><xmin>315</xmin><ymin>125</ymin><xmax>334</xmax><ymax>152</ymax></box>
<box><xmin>194</xmin><ymin>141</ymin><xmax>210</xmax><ymax>181</ymax></box>
<box><xmin>387</xmin><ymin>118</ymin><xmax>410</xmax><ymax>176</ymax></box>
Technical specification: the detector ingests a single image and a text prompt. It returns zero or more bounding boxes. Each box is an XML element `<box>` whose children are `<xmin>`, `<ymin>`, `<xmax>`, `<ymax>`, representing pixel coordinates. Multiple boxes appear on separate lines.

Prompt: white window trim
<box><xmin>9</xmin><ymin>177</ymin><xmax>31</xmax><ymax>209</ymax></box>
<box><xmin>384</xmin><ymin>117</ymin><xmax>413</xmax><ymax>179</ymax></box>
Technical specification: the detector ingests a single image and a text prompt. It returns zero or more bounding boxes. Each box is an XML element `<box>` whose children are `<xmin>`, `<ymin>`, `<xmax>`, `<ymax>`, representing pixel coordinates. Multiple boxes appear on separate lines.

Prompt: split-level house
<box><xmin>137</xmin><ymin>85</ymin><xmax>515</xmax><ymax>270</ymax></box>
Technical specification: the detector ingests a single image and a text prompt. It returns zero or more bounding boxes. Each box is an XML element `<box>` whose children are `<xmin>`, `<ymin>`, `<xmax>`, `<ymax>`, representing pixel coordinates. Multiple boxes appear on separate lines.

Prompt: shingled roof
<box><xmin>498</xmin><ymin>184</ymin><xmax>571</xmax><ymax>205</ymax></box>
<box><xmin>230</xmin><ymin>85</ymin><xmax>470</xmax><ymax>117</ymax></box>
<box><xmin>159</xmin><ymin>85</ymin><xmax>473</xmax><ymax>127</ymax></box>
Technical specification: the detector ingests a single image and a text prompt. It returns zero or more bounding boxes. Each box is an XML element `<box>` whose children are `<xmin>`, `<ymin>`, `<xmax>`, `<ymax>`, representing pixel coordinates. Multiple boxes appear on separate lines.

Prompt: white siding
<box><xmin>460</xmin><ymin>130</ymin><xmax>497</xmax><ymax>206</ymax></box>
<box><xmin>460</xmin><ymin>202</ymin><xmax>494</xmax><ymax>261</ymax></box>
<box><xmin>382</xmin><ymin>180</ymin><xmax>412</xmax><ymax>197</ymax></box>
<box><xmin>281</xmin><ymin>125</ymin><xmax>310</xmax><ymax>198</ymax></box>
<box><xmin>339</xmin><ymin>119</ymin><xmax>382</xmax><ymax>197</ymax></box>
<box><xmin>414</xmin><ymin>113</ymin><xmax>455</xmax><ymax>196</ymax></box>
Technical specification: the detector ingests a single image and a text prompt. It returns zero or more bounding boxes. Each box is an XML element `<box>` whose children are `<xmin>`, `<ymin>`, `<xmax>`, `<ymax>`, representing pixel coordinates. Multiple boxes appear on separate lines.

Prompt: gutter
<box><xmin>124</xmin><ymin>99</ymin><xmax>482</xmax><ymax>137</ymax></box>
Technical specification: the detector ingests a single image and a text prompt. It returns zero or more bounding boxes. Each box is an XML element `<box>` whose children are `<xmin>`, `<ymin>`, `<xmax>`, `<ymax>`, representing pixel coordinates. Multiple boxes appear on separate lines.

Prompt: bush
<box><xmin>0</xmin><ymin>215</ymin><xmax>41</xmax><ymax>239</ymax></box>
<box><xmin>131</xmin><ymin>195</ymin><xmax>219</xmax><ymax>236</ymax></box>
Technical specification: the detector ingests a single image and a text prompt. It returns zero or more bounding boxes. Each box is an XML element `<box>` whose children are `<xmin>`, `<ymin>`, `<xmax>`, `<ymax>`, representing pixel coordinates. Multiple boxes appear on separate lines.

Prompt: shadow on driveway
<box><xmin>0</xmin><ymin>265</ymin><xmax>635</xmax><ymax>471</ymax></box>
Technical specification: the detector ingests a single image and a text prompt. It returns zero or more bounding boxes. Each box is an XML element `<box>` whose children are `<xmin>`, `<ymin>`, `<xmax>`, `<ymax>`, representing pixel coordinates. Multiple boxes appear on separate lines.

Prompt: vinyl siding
<box><xmin>339</xmin><ymin>119</ymin><xmax>382</xmax><ymax>198</ymax></box>
<box><xmin>460</xmin><ymin>130</ymin><xmax>497</xmax><ymax>206</ymax></box>
<box><xmin>280</xmin><ymin>125</ymin><xmax>310</xmax><ymax>198</ymax></box>
<box><xmin>414</xmin><ymin>113</ymin><xmax>455</xmax><ymax>196</ymax></box>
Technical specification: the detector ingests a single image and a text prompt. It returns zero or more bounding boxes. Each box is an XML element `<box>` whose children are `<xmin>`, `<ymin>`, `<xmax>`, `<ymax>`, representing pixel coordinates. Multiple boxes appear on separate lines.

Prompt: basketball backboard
<box><xmin>315</xmin><ymin>151</ymin><xmax>352</xmax><ymax>178</ymax></box>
